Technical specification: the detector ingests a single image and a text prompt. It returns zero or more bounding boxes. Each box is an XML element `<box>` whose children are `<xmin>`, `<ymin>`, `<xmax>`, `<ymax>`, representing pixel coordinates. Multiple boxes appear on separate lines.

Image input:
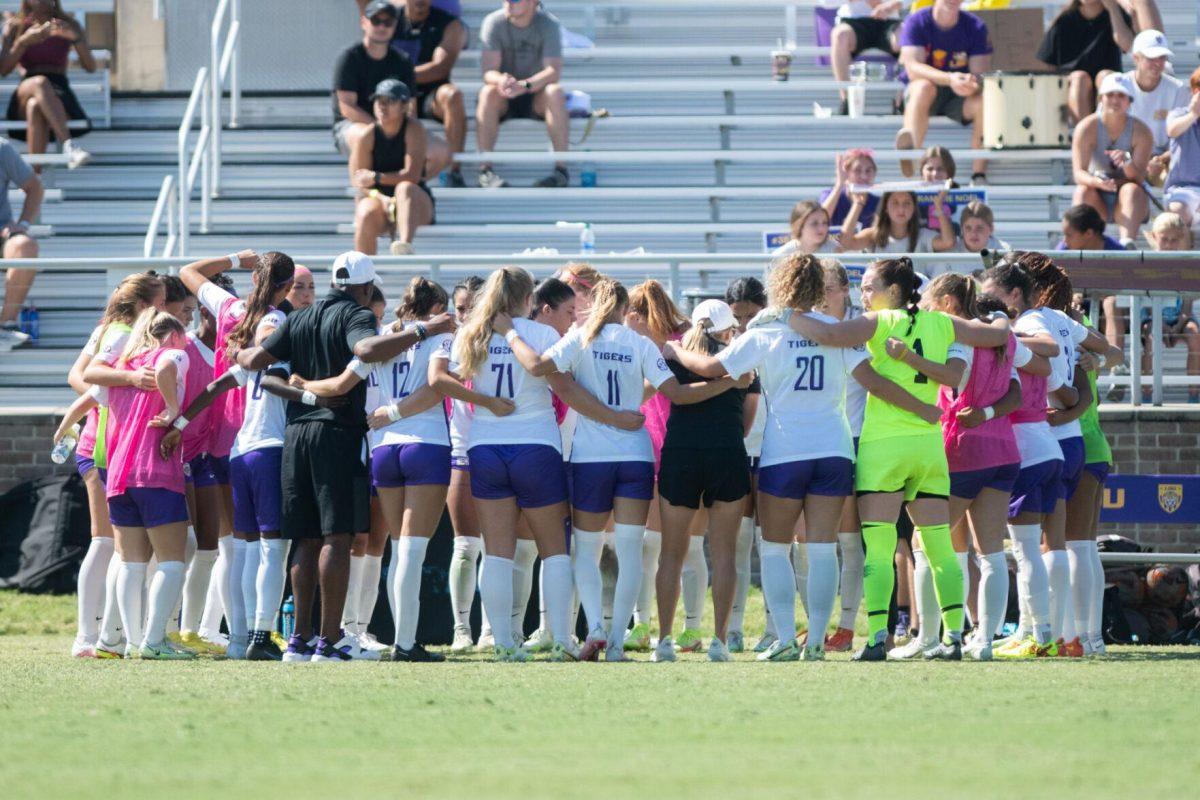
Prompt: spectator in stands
<box><xmin>1037</xmin><ymin>0</ymin><xmax>1133</xmax><ymax>126</ymax></box>
<box><xmin>918</xmin><ymin>145</ymin><xmax>957</xmax><ymax>231</ymax></box>
<box><xmin>350</xmin><ymin>78</ymin><xmax>433</xmax><ymax>256</ymax></box>
<box><xmin>0</xmin><ymin>137</ymin><xmax>42</xmax><ymax>349</ymax></box>
<box><xmin>829</xmin><ymin>1</ymin><xmax>902</xmax><ymax>115</ymax></box>
<box><xmin>1121</xmin><ymin>30</ymin><xmax>1188</xmax><ymax>183</ymax></box>
<box><xmin>894</xmin><ymin>0</ymin><xmax>991</xmax><ymax>184</ymax></box>
<box><xmin>1117</xmin><ymin>0</ymin><xmax>1162</xmax><ymax>34</ymax></box>
<box><xmin>772</xmin><ymin>200</ymin><xmax>836</xmax><ymax>257</ymax></box>
<box><xmin>1141</xmin><ymin>212</ymin><xmax>1199</xmax><ymax>403</ymax></box>
<box><xmin>333</xmin><ymin>1</ymin><xmax>415</xmax><ymax>156</ymax></box>
<box><xmin>1071</xmin><ymin>73</ymin><xmax>1152</xmax><ymax>246</ymax></box>
<box><xmin>1162</xmin><ymin>66</ymin><xmax>1200</xmax><ymax>226</ymax></box>
<box><xmin>949</xmin><ymin>200</ymin><xmax>1006</xmax><ymax>256</ymax></box>
<box><xmin>821</xmin><ymin>148</ymin><xmax>880</xmax><ymax>227</ymax></box>
<box><xmin>838</xmin><ymin>188</ymin><xmax>955</xmax><ymax>253</ymax></box>
<box><xmin>390</xmin><ymin>0</ymin><xmax>469</xmax><ymax>187</ymax></box>
<box><xmin>476</xmin><ymin>0</ymin><xmax>569</xmax><ymax>189</ymax></box>
<box><xmin>0</xmin><ymin>0</ymin><xmax>94</xmax><ymax>168</ymax></box>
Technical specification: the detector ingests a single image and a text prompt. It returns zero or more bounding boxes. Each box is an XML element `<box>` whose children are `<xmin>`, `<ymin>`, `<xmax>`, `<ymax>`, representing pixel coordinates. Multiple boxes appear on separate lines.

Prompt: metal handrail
<box><xmin>210</xmin><ymin>0</ymin><xmax>242</xmax><ymax>198</ymax></box>
<box><xmin>176</xmin><ymin>67</ymin><xmax>211</xmax><ymax>255</ymax></box>
<box><xmin>143</xmin><ymin>175</ymin><xmax>177</xmax><ymax>258</ymax></box>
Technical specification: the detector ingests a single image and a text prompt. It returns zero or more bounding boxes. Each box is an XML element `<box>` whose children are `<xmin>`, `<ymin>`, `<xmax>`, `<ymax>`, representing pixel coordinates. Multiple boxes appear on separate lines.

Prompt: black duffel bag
<box><xmin>0</xmin><ymin>472</ymin><xmax>90</xmax><ymax>593</ymax></box>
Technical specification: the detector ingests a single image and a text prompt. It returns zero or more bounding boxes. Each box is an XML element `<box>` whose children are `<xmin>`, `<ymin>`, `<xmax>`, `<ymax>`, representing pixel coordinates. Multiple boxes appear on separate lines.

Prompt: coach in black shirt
<box><xmin>238</xmin><ymin>251</ymin><xmax>453</xmax><ymax>660</ymax></box>
<box><xmin>333</xmin><ymin>0</ymin><xmax>416</xmax><ymax>155</ymax></box>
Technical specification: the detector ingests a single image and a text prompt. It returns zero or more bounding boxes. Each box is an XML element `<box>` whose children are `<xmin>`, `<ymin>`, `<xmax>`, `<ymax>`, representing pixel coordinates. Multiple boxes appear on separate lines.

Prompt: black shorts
<box><xmin>902</xmin><ymin>84</ymin><xmax>971</xmax><ymax>126</ymax></box>
<box><xmin>502</xmin><ymin>92</ymin><xmax>540</xmax><ymax>122</ymax></box>
<box><xmin>416</xmin><ymin>82</ymin><xmax>446</xmax><ymax>120</ymax></box>
<box><xmin>842</xmin><ymin>17</ymin><xmax>900</xmax><ymax>57</ymax></box>
<box><xmin>281</xmin><ymin>421</ymin><xmax>370</xmax><ymax>538</ymax></box>
<box><xmin>5</xmin><ymin>71</ymin><xmax>91</xmax><ymax>142</ymax></box>
<box><xmin>658</xmin><ymin>447</ymin><xmax>751</xmax><ymax>509</ymax></box>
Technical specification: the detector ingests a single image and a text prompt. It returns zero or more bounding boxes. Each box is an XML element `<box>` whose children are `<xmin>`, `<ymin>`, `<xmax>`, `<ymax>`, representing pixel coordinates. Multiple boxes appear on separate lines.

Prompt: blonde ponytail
<box><xmin>680</xmin><ymin>318</ymin><xmax>716</xmax><ymax>355</ymax></box>
<box><xmin>118</xmin><ymin>308</ymin><xmax>185</xmax><ymax>367</ymax></box>
<box><xmin>456</xmin><ymin>266</ymin><xmax>535</xmax><ymax>379</ymax></box>
<box><xmin>581</xmin><ymin>278</ymin><xmax>628</xmax><ymax>345</ymax></box>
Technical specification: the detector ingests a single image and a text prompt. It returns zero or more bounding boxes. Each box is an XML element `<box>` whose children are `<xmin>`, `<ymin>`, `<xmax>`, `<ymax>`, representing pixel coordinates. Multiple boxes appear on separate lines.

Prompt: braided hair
<box><xmin>874</xmin><ymin>256</ymin><xmax>922</xmax><ymax>336</ymax></box>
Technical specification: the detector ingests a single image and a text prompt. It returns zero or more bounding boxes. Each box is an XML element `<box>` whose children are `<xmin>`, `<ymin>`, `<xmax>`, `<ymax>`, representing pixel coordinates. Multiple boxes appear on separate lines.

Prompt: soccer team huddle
<box><xmin>58</xmin><ymin>246</ymin><xmax>1121</xmax><ymax>664</ymax></box>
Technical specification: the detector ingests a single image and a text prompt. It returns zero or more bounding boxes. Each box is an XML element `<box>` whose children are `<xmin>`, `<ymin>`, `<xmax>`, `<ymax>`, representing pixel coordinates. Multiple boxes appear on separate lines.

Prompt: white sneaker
<box><xmin>548</xmin><ymin>640</ymin><xmax>581</xmax><ymax>662</ymax></box>
<box><xmin>963</xmin><ymin>638</ymin><xmax>993</xmax><ymax>661</ymax></box>
<box><xmin>522</xmin><ymin>626</ymin><xmax>554</xmax><ymax>653</ymax></box>
<box><xmin>605</xmin><ymin>642</ymin><xmax>630</xmax><ymax>662</ymax></box>
<box><xmin>707</xmin><ymin>638</ymin><xmax>732</xmax><ymax>662</ymax></box>
<box><xmin>0</xmin><ymin>326</ymin><xmax>31</xmax><ymax>351</ymax></box>
<box><xmin>312</xmin><ymin>633</ymin><xmax>381</xmax><ymax>662</ymax></box>
<box><xmin>757</xmin><ymin>638</ymin><xmax>800</xmax><ymax>662</ymax></box>
<box><xmin>389</xmin><ymin>240</ymin><xmax>414</xmax><ymax>256</ymax></box>
<box><xmin>887</xmin><ymin>637</ymin><xmax>935</xmax><ymax>661</ymax></box>
<box><xmin>63</xmin><ymin>138</ymin><xmax>91</xmax><ymax>167</ymax></box>
<box><xmin>71</xmin><ymin>636</ymin><xmax>97</xmax><ymax>658</ymax></box>
<box><xmin>493</xmin><ymin>644</ymin><xmax>529</xmax><ymax>662</ymax></box>
<box><xmin>651</xmin><ymin>637</ymin><xmax>677</xmax><ymax>662</ymax></box>
<box><xmin>451</xmin><ymin>625</ymin><xmax>475</xmax><ymax>654</ymax></box>
<box><xmin>476</xmin><ymin>630</ymin><xmax>496</xmax><ymax>652</ymax></box>
<box><xmin>1090</xmin><ymin>638</ymin><xmax>1107</xmax><ymax>656</ymax></box>
<box><xmin>753</xmin><ymin>632</ymin><xmax>777</xmax><ymax>653</ymax></box>
<box><xmin>198</xmin><ymin>630</ymin><xmax>230</xmax><ymax>649</ymax></box>
<box><xmin>357</xmin><ymin>631</ymin><xmax>390</xmax><ymax>654</ymax></box>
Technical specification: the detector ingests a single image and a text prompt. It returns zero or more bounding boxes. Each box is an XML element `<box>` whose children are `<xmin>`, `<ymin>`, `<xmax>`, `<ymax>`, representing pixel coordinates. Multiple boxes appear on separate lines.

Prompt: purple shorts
<box><xmin>758</xmin><ymin>457</ymin><xmax>854</xmax><ymax>500</ymax></box>
<box><xmin>108</xmin><ymin>487</ymin><xmax>189</xmax><ymax>529</ymax></box>
<box><xmin>1057</xmin><ymin>436</ymin><xmax>1086</xmax><ymax>501</ymax></box>
<box><xmin>230</xmin><ymin>447</ymin><xmax>283</xmax><ymax>534</ymax></box>
<box><xmin>569</xmin><ymin>460</ymin><xmax>654</xmax><ymax>513</ymax></box>
<box><xmin>372</xmin><ymin>442</ymin><xmax>451</xmax><ymax>488</ymax></box>
<box><xmin>950</xmin><ymin>462</ymin><xmax>1020</xmax><ymax>500</ymax></box>
<box><xmin>1084</xmin><ymin>461</ymin><xmax>1111</xmax><ymax>484</ymax></box>
<box><xmin>1008</xmin><ymin>459</ymin><xmax>1064</xmax><ymax>519</ymax></box>
<box><xmin>468</xmin><ymin>444</ymin><xmax>568</xmax><ymax>508</ymax></box>
<box><xmin>76</xmin><ymin>453</ymin><xmax>105</xmax><ymax>485</ymax></box>
<box><xmin>189</xmin><ymin>454</ymin><xmax>229</xmax><ymax>489</ymax></box>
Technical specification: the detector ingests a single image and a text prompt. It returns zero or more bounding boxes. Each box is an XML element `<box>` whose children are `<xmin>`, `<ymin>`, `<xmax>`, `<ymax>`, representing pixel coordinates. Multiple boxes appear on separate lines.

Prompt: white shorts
<box><xmin>1164</xmin><ymin>185</ymin><xmax>1200</xmax><ymax>220</ymax></box>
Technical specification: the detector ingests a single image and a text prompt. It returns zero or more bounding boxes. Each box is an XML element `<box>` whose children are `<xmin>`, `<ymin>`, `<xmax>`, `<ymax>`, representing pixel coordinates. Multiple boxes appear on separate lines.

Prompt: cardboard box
<box><xmin>974</xmin><ymin>9</ymin><xmax>1049</xmax><ymax>73</ymax></box>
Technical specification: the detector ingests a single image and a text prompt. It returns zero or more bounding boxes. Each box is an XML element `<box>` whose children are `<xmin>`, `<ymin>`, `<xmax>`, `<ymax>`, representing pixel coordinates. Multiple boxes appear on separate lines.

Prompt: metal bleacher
<box><xmin>3</xmin><ymin>0</ymin><xmax>1200</xmax><ymax>406</ymax></box>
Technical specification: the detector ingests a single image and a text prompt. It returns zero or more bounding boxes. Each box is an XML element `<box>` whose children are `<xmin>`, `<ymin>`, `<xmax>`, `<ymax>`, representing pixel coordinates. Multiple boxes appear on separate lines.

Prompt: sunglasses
<box><xmin>369</xmin><ymin>15</ymin><xmax>397</xmax><ymax>26</ymax></box>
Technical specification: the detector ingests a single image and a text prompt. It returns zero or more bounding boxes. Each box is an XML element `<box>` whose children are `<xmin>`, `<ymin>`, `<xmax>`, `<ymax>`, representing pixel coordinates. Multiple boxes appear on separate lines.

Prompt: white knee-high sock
<box><xmin>200</xmin><ymin>536</ymin><xmax>235</xmax><ymax>638</ymax></box>
<box><xmin>571</xmin><ymin>529</ymin><xmax>605</xmax><ymax>636</ymax></box>
<box><xmin>182</xmin><ymin>547</ymin><xmax>216</xmax><ymax>633</ymax></box>
<box><xmin>225</xmin><ymin>538</ymin><xmax>248</xmax><ymax>642</ymax></box>
<box><xmin>144</xmin><ymin>560</ymin><xmax>185</xmax><ymax>647</ymax></box>
<box><xmin>1066</xmin><ymin>541</ymin><xmax>1095</xmax><ymax>643</ymax></box>
<box><xmin>387</xmin><ymin>538</ymin><xmax>399</xmax><ymax>624</ymax></box>
<box><xmin>479</xmin><ymin>555</ymin><xmax>515</xmax><ymax>648</ymax></box>
<box><xmin>758</xmin><ymin>528</ymin><xmax>776</xmax><ymax>638</ymax></box>
<box><xmin>634</xmin><ymin>529</ymin><xmax>661</xmax><ymax>625</ymax></box>
<box><xmin>542</xmin><ymin>553</ymin><xmax>575</xmax><ymax>647</ymax></box>
<box><xmin>760</xmin><ymin>541</ymin><xmax>796</xmax><ymax>644</ymax></box>
<box><xmin>255</xmin><ymin>539</ymin><xmax>289</xmax><ymax>632</ymax></box>
<box><xmin>912</xmin><ymin>550</ymin><xmax>940</xmax><ymax>646</ymax></box>
<box><xmin>792</xmin><ymin>541</ymin><xmax>810</xmax><ymax>618</ymax></box>
<box><xmin>1087</xmin><ymin>541</ymin><xmax>1105</xmax><ymax>645</ymax></box>
<box><xmin>1042</xmin><ymin>549</ymin><xmax>1070</xmax><ymax>641</ymax></box>
<box><xmin>358</xmin><ymin>552</ymin><xmax>382</xmax><ymax>634</ymax></box>
<box><xmin>76</xmin><ymin>536</ymin><xmax>114</xmax><ymax>644</ymax></box>
<box><xmin>730</xmin><ymin>517</ymin><xmax>754</xmax><ymax>635</ymax></box>
<box><xmin>806</xmin><ymin>542</ymin><xmax>839</xmax><ymax>645</ymax></box>
<box><xmin>394</xmin><ymin>537</ymin><xmax>430</xmax><ymax>650</ymax></box>
<box><xmin>449</xmin><ymin>535</ymin><xmax>482</xmax><ymax>629</ymax></box>
<box><xmin>681</xmin><ymin>535</ymin><xmax>707</xmax><ymax>631</ymax></box>
<box><xmin>241</xmin><ymin>540</ymin><xmax>260</xmax><ymax>634</ymax></box>
<box><xmin>99</xmin><ymin>552</ymin><xmax>123</xmax><ymax>645</ymax></box>
<box><xmin>1009</xmin><ymin>524</ymin><xmax>1051</xmax><ymax>644</ymax></box>
<box><xmin>610</xmin><ymin>523</ymin><xmax>644</xmax><ymax>640</ymax></box>
<box><xmin>116</xmin><ymin>561</ymin><xmax>147</xmax><ymax>651</ymax></box>
<box><xmin>956</xmin><ymin>551</ymin><xmax>971</xmax><ymax>631</ymax></box>
<box><xmin>342</xmin><ymin>554</ymin><xmax>364</xmax><ymax>635</ymax></box>
<box><xmin>837</xmin><ymin>531</ymin><xmax>864</xmax><ymax>630</ymax></box>
<box><xmin>511</xmin><ymin>539</ymin><xmax>538</xmax><ymax>642</ymax></box>
<box><xmin>167</xmin><ymin>529</ymin><xmax>198</xmax><ymax>636</ymax></box>
<box><xmin>977</xmin><ymin>551</ymin><xmax>1009</xmax><ymax>646</ymax></box>
<box><xmin>535</xmin><ymin>561</ymin><xmax>549</xmax><ymax>634</ymax></box>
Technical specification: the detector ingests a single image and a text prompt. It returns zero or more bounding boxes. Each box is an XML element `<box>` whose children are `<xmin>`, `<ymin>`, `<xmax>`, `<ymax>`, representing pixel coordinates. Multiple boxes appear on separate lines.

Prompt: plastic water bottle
<box><xmin>27</xmin><ymin>304</ymin><xmax>38</xmax><ymax>341</ymax></box>
<box><xmin>18</xmin><ymin>304</ymin><xmax>29</xmax><ymax>335</ymax></box>
<box><xmin>50</xmin><ymin>424</ymin><xmax>78</xmax><ymax>465</ymax></box>
<box><xmin>281</xmin><ymin>596</ymin><xmax>295</xmax><ymax>639</ymax></box>
<box><xmin>581</xmin><ymin>158</ymin><xmax>597</xmax><ymax>187</ymax></box>
<box><xmin>579</xmin><ymin>223</ymin><xmax>595</xmax><ymax>255</ymax></box>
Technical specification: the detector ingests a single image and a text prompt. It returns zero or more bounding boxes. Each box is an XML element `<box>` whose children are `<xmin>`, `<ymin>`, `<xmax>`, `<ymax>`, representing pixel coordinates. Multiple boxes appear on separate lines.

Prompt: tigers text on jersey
<box><xmin>718</xmin><ymin>310</ymin><xmax>867</xmax><ymax>467</ymax></box>
<box><xmin>451</xmin><ymin>317</ymin><xmax>563</xmax><ymax>452</ymax></box>
<box><xmin>365</xmin><ymin>325</ymin><xmax>453</xmax><ymax>449</ymax></box>
<box><xmin>546</xmin><ymin>323</ymin><xmax>673</xmax><ymax>463</ymax></box>
<box><xmin>229</xmin><ymin>361</ymin><xmax>290</xmax><ymax>458</ymax></box>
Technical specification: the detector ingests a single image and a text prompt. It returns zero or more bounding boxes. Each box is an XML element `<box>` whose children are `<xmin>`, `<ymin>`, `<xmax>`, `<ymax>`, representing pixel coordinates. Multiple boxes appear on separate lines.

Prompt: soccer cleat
<box><xmin>963</xmin><ymin>638</ymin><xmax>993</xmax><ymax>661</ymax></box>
<box><xmin>493</xmin><ymin>644</ymin><xmax>529</xmax><ymax>663</ymax></box>
<box><xmin>197</xmin><ymin>629</ymin><xmax>230</xmax><ymax>649</ymax></box>
<box><xmin>651</xmin><ymin>637</ymin><xmax>677</xmax><ymax>662</ymax></box>
<box><xmin>124</xmin><ymin>642</ymin><xmax>141</xmax><ymax>659</ymax></box>
<box><xmin>605</xmin><ymin>642</ymin><xmax>630</xmax><ymax>662</ymax></box>
<box><xmin>71</xmin><ymin>637</ymin><xmax>97</xmax><ymax>658</ymax></box>
<box><xmin>893</xmin><ymin>610</ymin><xmax>912</xmax><ymax>643</ymax></box>
<box><xmin>624</xmin><ymin>622</ymin><xmax>651</xmax><ymax>651</ymax></box>
<box><xmin>1089</xmin><ymin>638</ymin><xmax>1106</xmax><ymax>656</ymax></box>
<box><xmin>312</xmin><ymin>633</ymin><xmax>381</xmax><ymax>662</ymax></box>
<box><xmin>225</xmin><ymin>634</ymin><xmax>249</xmax><ymax>661</ymax></box>
<box><xmin>675</xmin><ymin>629</ymin><xmax>703</xmax><ymax>652</ymax></box>
<box><xmin>94</xmin><ymin>638</ymin><xmax>125</xmax><ymax>659</ymax></box>
<box><xmin>753</xmin><ymin>632</ymin><xmax>778</xmax><ymax>653</ymax></box>
<box><xmin>1061</xmin><ymin>637</ymin><xmax>1084</xmax><ymax>658</ymax></box>
<box><xmin>246</xmin><ymin>630</ymin><xmax>283</xmax><ymax>661</ymax></box>
<box><xmin>852</xmin><ymin>632</ymin><xmax>887</xmax><ymax>662</ymax></box>
<box><xmin>139</xmin><ymin>639</ymin><xmax>197</xmax><ymax>660</ymax></box>
<box><xmin>579</xmin><ymin>634</ymin><xmax>606</xmax><ymax>662</ymax></box>
<box><xmin>1036</xmin><ymin>640</ymin><xmax>1060</xmax><ymax>658</ymax></box>
<box><xmin>888</xmin><ymin>637</ymin><xmax>935</xmax><ymax>661</ymax></box>
<box><xmin>357</xmin><ymin>631</ymin><xmax>391</xmax><ymax>656</ymax></box>
<box><xmin>801</xmin><ymin>643</ymin><xmax>826</xmax><ymax>662</ymax></box>
<box><xmin>282</xmin><ymin>635</ymin><xmax>318</xmax><ymax>663</ymax></box>
<box><xmin>824</xmin><ymin>627</ymin><xmax>855</xmax><ymax>653</ymax></box>
<box><xmin>923</xmin><ymin>638</ymin><xmax>963</xmax><ymax>661</ymax></box>
<box><xmin>270</xmin><ymin>631</ymin><xmax>288</xmax><ymax>652</ymax></box>
<box><xmin>757</xmin><ymin>638</ymin><xmax>801</xmax><ymax>662</ymax></box>
<box><xmin>476</xmin><ymin>630</ymin><xmax>496</xmax><ymax>652</ymax></box>
<box><xmin>450</xmin><ymin>626</ymin><xmax>475</xmax><ymax>654</ymax></box>
<box><xmin>548</xmin><ymin>640</ymin><xmax>581</xmax><ymax>662</ymax></box>
<box><xmin>994</xmin><ymin>637</ymin><xmax>1040</xmax><ymax>660</ymax></box>
<box><xmin>726</xmin><ymin>630</ymin><xmax>745</xmax><ymax>653</ymax></box>
<box><xmin>522</xmin><ymin>627</ymin><xmax>554</xmax><ymax>653</ymax></box>
<box><xmin>175</xmin><ymin>631</ymin><xmax>224</xmax><ymax>657</ymax></box>
<box><xmin>392</xmin><ymin>643</ymin><xmax>446</xmax><ymax>663</ymax></box>
<box><xmin>707</xmin><ymin>638</ymin><xmax>732</xmax><ymax>662</ymax></box>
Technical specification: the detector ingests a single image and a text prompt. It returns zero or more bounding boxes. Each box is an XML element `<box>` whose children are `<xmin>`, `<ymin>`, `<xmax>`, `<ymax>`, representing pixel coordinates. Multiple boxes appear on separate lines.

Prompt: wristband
<box><xmin>227</xmin><ymin>253</ymin><xmax>239</xmax><ymax>270</ymax></box>
<box><xmin>983</xmin><ymin>406</ymin><xmax>995</xmax><ymax>422</ymax></box>
<box><xmin>522</xmin><ymin>80</ymin><xmax>532</xmax><ymax>91</ymax></box>
<box><xmin>301</xmin><ymin>390</ymin><xmax>317</xmax><ymax>406</ymax></box>
<box><xmin>387</xmin><ymin>403</ymin><xmax>402</xmax><ymax>422</ymax></box>
<box><xmin>172</xmin><ymin>416</ymin><xmax>189</xmax><ymax>431</ymax></box>
<box><xmin>415</xmin><ymin>322</ymin><xmax>428</xmax><ymax>341</ymax></box>
<box><xmin>504</xmin><ymin>329</ymin><xmax>519</xmax><ymax>344</ymax></box>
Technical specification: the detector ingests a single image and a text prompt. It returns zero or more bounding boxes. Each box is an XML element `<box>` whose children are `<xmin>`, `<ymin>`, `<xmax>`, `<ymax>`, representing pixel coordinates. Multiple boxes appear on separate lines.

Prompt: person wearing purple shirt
<box><xmin>819</xmin><ymin>148</ymin><xmax>880</xmax><ymax>227</ymax></box>
<box><xmin>894</xmin><ymin>0</ymin><xmax>992</xmax><ymax>183</ymax></box>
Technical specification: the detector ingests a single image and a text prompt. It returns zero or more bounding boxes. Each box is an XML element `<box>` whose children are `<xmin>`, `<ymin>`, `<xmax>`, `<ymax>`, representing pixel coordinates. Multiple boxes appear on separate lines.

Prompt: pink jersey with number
<box><xmin>939</xmin><ymin>335</ymin><xmax>1020</xmax><ymax>472</ymax></box>
<box><xmin>105</xmin><ymin>348</ymin><xmax>189</xmax><ymax>498</ymax></box>
<box><xmin>182</xmin><ymin>333</ymin><xmax>216</xmax><ymax>463</ymax></box>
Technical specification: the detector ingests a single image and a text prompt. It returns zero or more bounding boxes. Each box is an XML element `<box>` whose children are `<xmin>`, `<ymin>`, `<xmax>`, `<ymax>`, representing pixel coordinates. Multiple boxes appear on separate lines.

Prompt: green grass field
<box><xmin>2</xmin><ymin>589</ymin><xmax>1198</xmax><ymax>799</ymax></box>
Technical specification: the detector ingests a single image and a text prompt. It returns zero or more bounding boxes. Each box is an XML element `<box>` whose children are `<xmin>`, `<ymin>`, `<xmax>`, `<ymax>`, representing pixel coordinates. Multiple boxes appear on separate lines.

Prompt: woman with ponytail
<box><xmin>502</xmin><ymin>278</ymin><xmax>743</xmax><ymax>661</ymax></box>
<box><xmin>787</xmin><ymin>257</ymin><xmax>1010</xmax><ymax>662</ymax></box>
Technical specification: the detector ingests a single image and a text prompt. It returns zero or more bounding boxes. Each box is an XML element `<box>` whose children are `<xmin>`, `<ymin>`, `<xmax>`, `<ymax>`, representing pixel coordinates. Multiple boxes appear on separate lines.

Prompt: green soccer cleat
<box><xmin>675</xmin><ymin>629</ymin><xmax>704</xmax><ymax>652</ymax></box>
<box><xmin>624</xmin><ymin>622</ymin><xmax>651</xmax><ymax>651</ymax></box>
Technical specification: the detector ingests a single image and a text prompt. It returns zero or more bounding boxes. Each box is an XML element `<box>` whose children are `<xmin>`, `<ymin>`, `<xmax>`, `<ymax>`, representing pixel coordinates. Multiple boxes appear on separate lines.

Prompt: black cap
<box><xmin>371</xmin><ymin>78</ymin><xmax>412</xmax><ymax>103</ymax></box>
<box><xmin>364</xmin><ymin>0</ymin><xmax>398</xmax><ymax>19</ymax></box>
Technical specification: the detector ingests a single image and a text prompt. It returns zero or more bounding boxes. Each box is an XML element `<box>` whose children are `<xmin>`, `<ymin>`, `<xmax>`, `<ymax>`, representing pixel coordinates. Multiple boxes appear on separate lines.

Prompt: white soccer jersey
<box><xmin>451</xmin><ymin>317</ymin><xmax>563</xmax><ymax>451</ymax></box>
<box><xmin>545</xmin><ymin>323</ymin><xmax>673</xmax><ymax>463</ymax></box>
<box><xmin>367</xmin><ymin>324</ymin><xmax>452</xmax><ymax>449</ymax></box>
<box><xmin>717</xmin><ymin>310</ymin><xmax>867</xmax><ymax>467</ymax></box>
<box><xmin>1015</xmin><ymin>308</ymin><xmax>1088</xmax><ymax>441</ymax></box>
<box><xmin>229</xmin><ymin>310</ymin><xmax>288</xmax><ymax>458</ymax></box>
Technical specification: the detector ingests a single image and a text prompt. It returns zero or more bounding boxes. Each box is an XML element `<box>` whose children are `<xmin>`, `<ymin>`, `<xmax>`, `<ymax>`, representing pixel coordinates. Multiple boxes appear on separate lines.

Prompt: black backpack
<box><xmin>0</xmin><ymin>473</ymin><xmax>91</xmax><ymax>593</ymax></box>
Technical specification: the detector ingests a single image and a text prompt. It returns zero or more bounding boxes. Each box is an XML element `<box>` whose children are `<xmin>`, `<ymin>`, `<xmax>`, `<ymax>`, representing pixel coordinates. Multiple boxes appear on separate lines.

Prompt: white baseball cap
<box><xmin>1132</xmin><ymin>29</ymin><xmax>1173</xmax><ymax>60</ymax></box>
<box><xmin>691</xmin><ymin>299</ymin><xmax>737</xmax><ymax>333</ymax></box>
<box><xmin>1098</xmin><ymin>72</ymin><xmax>1135</xmax><ymax>98</ymax></box>
<box><xmin>331</xmin><ymin>251</ymin><xmax>377</xmax><ymax>286</ymax></box>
